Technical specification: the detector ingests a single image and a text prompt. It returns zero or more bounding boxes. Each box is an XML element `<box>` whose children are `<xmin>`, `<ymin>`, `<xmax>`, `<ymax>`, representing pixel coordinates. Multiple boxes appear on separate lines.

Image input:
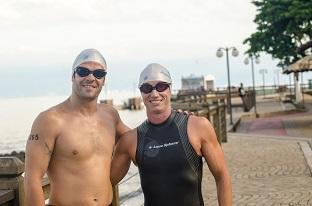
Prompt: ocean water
<box><xmin>0</xmin><ymin>94</ymin><xmax>145</xmax><ymax>205</ymax></box>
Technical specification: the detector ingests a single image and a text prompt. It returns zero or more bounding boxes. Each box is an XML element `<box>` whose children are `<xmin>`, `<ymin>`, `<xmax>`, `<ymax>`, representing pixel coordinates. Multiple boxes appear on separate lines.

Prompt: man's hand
<box><xmin>175</xmin><ymin>109</ymin><xmax>194</xmax><ymax>115</ymax></box>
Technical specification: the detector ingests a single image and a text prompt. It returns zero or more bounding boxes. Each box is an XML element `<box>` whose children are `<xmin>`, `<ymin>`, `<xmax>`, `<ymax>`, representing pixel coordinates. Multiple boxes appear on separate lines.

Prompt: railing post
<box><xmin>213</xmin><ymin>99</ymin><xmax>223</xmax><ymax>144</ymax></box>
<box><xmin>111</xmin><ymin>185</ymin><xmax>120</xmax><ymax>206</ymax></box>
<box><xmin>206</xmin><ymin>103</ymin><xmax>211</xmax><ymax>121</ymax></box>
<box><xmin>212</xmin><ymin>100</ymin><xmax>221</xmax><ymax>144</ymax></box>
<box><xmin>220</xmin><ymin>98</ymin><xmax>227</xmax><ymax>142</ymax></box>
<box><xmin>0</xmin><ymin>157</ymin><xmax>25</xmax><ymax>206</ymax></box>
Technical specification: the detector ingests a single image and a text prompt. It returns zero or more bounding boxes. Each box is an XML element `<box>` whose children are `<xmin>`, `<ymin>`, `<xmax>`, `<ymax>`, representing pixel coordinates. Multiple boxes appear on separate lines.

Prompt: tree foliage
<box><xmin>243</xmin><ymin>0</ymin><xmax>312</xmax><ymax>66</ymax></box>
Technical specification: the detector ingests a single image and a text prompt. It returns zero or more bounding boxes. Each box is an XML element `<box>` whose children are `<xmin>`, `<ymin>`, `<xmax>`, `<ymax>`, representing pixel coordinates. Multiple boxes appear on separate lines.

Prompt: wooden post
<box><xmin>220</xmin><ymin>98</ymin><xmax>227</xmax><ymax>142</ymax></box>
<box><xmin>206</xmin><ymin>104</ymin><xmax>211</xmax><ymax>121</ymax></box>
<box><xmin>211</xmin><ymin>106</ymin><xmax>220</xmax><ymax>144</ymax></box>
<box><xmin>111</xmin><ymin>185</ymin><xmax>120</xmax><ymax>206</ymax></box>
<box><xmin>0</xmin><ymin>189</ymin><xmax>15</xmax><ymax>205</ymax></box>
<box><xmin>0</xmin><ymin>157</ymin><xmax>25</xmax><ymax>206</ymax></box>
<box><xmin>212</xmin><ymin>99</ymin><xmax>222</xmax><ymax>144</ymax></box>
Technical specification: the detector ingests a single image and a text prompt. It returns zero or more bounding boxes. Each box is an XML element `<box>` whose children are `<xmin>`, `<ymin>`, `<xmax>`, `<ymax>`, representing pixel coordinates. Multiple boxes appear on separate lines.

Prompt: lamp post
<box><xmin>216</xmin><ymin>47</ymin><xmax>239</xmax><ymax>125</ymax></box>
<box><xmin>244</xmin><ymin>55</ymin><xmax>259</xmax><ymax>117</ymax></box>
<box><xmin>259</xmin><ymin>69</ymin><xmax>268</xmax><ymax>98</ymax></box>
<box><xmin>274</xmin><ymin>69</ymin><xmax>280</xmax><ymax>88</ymax></box>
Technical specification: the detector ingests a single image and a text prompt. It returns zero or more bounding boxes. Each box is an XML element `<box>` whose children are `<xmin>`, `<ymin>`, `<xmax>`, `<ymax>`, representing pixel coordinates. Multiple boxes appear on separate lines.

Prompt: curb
<box><xmin>299</xmin><ymin>141</ymin><xmax>312</xmax><ymax>177</ymax></box>
<box><xmin>227</xmin><ymin>118</ymin><xmax>241</xmax><ymax>132</ymax></box>
<box><xmin>227</xmin><ymin>108</ymin><xmax>305</xmax><ymax>133</ymax></box>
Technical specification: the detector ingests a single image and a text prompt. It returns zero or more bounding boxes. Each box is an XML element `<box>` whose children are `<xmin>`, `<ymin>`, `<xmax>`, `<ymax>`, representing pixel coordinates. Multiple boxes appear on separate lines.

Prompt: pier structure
<box><xmin>123</xmin><ymin>97</ymin><xmax>143</xmax><ymax>110</ymax></box>
<box><xmin>100</xmin><ymin>99</ymin><xmax>114</xmax><ymax>106</ymax></box>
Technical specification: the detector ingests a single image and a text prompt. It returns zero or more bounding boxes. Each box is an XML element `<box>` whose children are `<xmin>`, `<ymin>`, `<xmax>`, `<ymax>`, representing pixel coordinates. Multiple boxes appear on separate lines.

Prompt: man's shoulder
<box><xmin>35</xmin><ymin>102</ymin><xmax>67</xmax><ymax>126</ymax></box>
<box><xmin>187</xmin><ymin>115</ymin><xmax>217</xmax><ymax>148</ymax></box>
<box><xmin>123</xmin><ymin>128</ymin><xmax>137</xmax><ymax>138</ymax></box>
<box><xmin>29</xmin><ymin>105</ymin><xmax>65</xmax><ymax>141</ymax></box>
<box><xmin>188</xmin><ymin>115</ymin><xmax>211</xmax><ymax>129</ymax></box>
<box><xmin>98</xmin><ymin>103</ymin><xmax>119</xmax><ymax>117</ymax></box>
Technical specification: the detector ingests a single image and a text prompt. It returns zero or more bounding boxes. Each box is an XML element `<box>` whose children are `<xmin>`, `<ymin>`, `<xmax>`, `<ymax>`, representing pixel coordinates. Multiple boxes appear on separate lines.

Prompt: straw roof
<box><xmin>283</xmin><ymin>55</ymin><xmax>312</xmax><ymax>74</ymax></box>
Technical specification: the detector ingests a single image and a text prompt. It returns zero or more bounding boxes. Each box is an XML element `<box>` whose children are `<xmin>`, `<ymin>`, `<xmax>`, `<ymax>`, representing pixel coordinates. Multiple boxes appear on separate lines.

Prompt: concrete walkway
<box><xmin>202</xmin><ymin>94</ymin><xmax>312</xmax><ymax>205</ymax></box>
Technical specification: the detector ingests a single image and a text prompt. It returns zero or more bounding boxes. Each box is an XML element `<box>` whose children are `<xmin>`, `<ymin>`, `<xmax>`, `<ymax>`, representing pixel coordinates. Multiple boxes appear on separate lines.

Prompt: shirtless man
<box><xmin>24</xmin><ymin>49</ymin><xmax>130</xmax><ymax>206</ymax></box>
<box><xmin>111</xmin><ymin>63</ymin><xmax>232</xmax><ymax>206</ymax></box>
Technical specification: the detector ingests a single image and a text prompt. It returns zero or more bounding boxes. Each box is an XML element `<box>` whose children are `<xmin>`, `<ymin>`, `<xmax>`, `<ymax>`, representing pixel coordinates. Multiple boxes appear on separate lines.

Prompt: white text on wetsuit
<box><xmin>148</xmin><ymin>141</ymin><xmax>179</xmax><ymax>149</ymax></box>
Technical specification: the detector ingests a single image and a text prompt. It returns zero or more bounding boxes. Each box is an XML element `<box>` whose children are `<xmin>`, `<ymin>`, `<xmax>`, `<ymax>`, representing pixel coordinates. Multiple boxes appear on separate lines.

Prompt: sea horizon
<box><xmin>0</xmin><ymin>92</ymin><xmax>146</xmax><ymax>154</ymax></box>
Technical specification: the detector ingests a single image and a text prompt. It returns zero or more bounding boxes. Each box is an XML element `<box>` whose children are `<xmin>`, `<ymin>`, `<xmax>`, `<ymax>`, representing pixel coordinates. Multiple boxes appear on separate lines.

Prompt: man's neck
<box><xmin>147</xmin><ymin>107</ymin><xmax>172</xmax><ymax>124</ymax></box>
<box><xmin>69</xmin><ymin>95</ymin><xmax>98</xmax><ymax>116</ymax></box>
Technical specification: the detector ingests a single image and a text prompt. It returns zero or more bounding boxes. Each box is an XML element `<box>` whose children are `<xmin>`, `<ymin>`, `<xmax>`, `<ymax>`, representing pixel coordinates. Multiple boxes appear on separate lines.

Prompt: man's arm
<box><xmin>24</xmin><ymin>111</ymin><xmax>58</xmax><ymax>206</ymax></box>
<box><xmin>116</xmin><ymin>117</ymin><xmax>131</xmax><ymax>142</ymax></box>
<box><xmin>110</xmin><ymin>130</ymin><xmax>136</xmax><ymax>186</ymax></box>
<box><xmin>107</xmin><ymin>106</ymin><xmax>131</xmax><ymax>142</ymax></box>
<box><xmin>189</xmin><ymin>116</ymin><xmax>232</xmax><ymax>206</ymax></box>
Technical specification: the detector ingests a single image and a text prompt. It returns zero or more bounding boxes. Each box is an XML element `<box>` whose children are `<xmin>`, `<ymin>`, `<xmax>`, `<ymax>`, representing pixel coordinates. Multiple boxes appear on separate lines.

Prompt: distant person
<box><xmin>111</xmin><ymin>63</ymin><xmax>232</xmax><ymax>206</ymax></box>
<box><xmin>238</xmin><ymin>83</ymin><xmax>248</xmax><ymax>111</ymax></box>
<box><xmin>238</xmin><ymin>82</ymin><xmax>246</xmax><ymax>97</ymax></box>
<box><xmin>24</xmin><ymin>49</ymin><xmax>130</xmax><ymax>206</ymax></box>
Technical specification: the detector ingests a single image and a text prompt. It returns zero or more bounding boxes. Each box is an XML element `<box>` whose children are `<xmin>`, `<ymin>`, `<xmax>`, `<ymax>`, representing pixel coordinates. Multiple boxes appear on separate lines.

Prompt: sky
<box><xmin>1</xmin><ymin>0</ymin><xmax>311</xmax><ymax>99</ymax></box>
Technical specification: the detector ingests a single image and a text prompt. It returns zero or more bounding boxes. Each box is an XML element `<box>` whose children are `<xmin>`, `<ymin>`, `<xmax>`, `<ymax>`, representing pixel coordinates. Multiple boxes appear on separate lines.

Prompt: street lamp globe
<box><xmin>244</xmin><ymin>56</ymin><xmax>260</xmax><ymax>65</ymax></box>
<box><xmin>231</xmin><ymin>47</ymin><xmax>239</xmax><ymax>57</ymax></box>
<box><xmin>216</xmin><ymin>48</ymin><xmax>223</xmax><ymax>58</ymax></box>
<box><xmin>243</xmin><ymin>57</ymin><xmax>249</xmax><ymax>65</ymax></box>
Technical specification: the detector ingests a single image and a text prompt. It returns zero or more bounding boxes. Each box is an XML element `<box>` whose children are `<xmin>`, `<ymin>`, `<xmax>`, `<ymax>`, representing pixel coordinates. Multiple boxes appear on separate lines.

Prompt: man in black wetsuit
<box><xmin>111</xmin><ymin>63</ymin><xmax>232</xmax><ymax>206</ymax></box>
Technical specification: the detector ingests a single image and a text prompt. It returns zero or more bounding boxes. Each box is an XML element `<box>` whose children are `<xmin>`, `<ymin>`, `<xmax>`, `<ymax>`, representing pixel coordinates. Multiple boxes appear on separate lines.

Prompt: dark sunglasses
<box><xmin>139</xmin><ymin>82</ymin><xmax>170</xmax><ymax>94</ymax></box>
<box><xmin>75</xmin><ymin>66</ymin><xmax>107</xmax><ymax>79</ymax></box>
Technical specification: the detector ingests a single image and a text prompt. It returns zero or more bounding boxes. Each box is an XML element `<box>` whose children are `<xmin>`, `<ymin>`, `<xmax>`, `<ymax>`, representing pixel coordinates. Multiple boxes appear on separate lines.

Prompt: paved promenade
<box><xmin>202</xmin><ymin>94</ymin><xmax>312</xmax><ymax>205</ymax></box>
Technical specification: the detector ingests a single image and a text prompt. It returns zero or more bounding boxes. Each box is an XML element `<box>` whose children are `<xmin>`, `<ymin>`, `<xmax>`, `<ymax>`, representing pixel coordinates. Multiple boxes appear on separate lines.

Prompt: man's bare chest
<box><xmin>53</xmin><ymin>119</ymin><xmax>116</xmax><ymax>160</ymax></box>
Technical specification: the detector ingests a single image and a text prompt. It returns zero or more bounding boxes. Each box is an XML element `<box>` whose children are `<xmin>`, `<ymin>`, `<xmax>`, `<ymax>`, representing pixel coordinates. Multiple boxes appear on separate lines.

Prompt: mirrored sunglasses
<box><xmin>75</xmin><ymin>66</ymin><xmax>107</xmax><ymax>79</ymax></box>
<box><xmin>139</xmin><ymin>82</ymin><xmax>170</xmax><ymax>94</ymax></box>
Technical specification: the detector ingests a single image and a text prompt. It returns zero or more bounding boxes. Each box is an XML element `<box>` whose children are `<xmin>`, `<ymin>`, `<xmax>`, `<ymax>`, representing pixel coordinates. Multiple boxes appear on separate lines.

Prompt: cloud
<box><xmin>0</xmin><ymin>0</ymin><xmax>258</xmax><ymax>70</ymax></box>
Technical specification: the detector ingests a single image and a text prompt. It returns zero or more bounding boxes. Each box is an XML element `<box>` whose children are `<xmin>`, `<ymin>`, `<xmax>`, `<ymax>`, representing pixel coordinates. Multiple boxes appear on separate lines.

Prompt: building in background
<box><xmin>181</xmin><ymin>74</ymin><xmax>215</xmax><ymax>91</ymax></box>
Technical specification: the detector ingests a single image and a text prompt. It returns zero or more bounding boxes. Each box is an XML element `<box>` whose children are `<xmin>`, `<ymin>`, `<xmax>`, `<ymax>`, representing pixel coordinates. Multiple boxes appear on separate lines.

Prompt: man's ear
<box><xmin>72</xmin><ymin>72</ymin><xmax>76</xmax><ymax>81</ymax></box>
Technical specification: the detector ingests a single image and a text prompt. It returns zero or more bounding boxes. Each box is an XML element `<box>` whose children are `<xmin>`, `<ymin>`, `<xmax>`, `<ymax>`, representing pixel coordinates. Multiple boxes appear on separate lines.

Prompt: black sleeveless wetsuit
<box><xmin>136</xmin><ymin>111</ymin><xmax>204</xmax><ymax>206</ymax></box>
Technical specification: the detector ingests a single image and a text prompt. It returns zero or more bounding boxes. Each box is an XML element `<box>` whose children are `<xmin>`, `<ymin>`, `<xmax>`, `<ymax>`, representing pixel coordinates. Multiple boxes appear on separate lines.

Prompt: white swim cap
<box><xmin>72</xmin><ymin>49</ymin><xmax>107</xmax><ymax>74</ymax></box>
<box><xmin>138</xmin><ymin>63</ymin><xmax>172</xmax><ymax>88</ymax></box>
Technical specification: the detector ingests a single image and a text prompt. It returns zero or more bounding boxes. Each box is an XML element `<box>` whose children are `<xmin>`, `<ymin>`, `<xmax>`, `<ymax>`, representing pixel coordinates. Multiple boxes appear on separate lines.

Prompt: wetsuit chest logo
<box><xmin>144</xmin><ymin>139</ymin><xmax>179</xmax><ymax>158</ymax></box>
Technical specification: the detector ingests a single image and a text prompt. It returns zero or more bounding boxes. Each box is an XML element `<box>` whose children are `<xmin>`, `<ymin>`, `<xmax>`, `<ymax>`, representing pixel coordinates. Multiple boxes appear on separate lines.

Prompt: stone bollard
<box><xmin>0</xmin><ymin>157</ymin><xmax>25</xmax><ymax>206</ymax></box>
